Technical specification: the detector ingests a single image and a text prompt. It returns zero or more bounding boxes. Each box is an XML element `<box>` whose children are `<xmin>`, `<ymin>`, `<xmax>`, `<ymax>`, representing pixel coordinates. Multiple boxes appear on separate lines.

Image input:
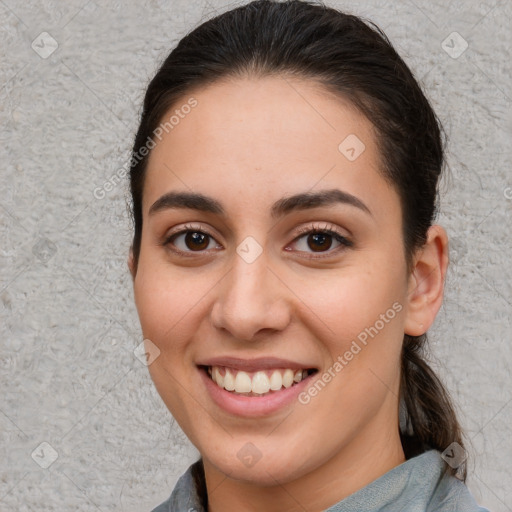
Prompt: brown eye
<box><xmin>288</xmin><ymin>225</ymin><xmax>353</xmax><ymax>258</ymax></box>
<box><xmin>306</xmin><ymin>232</ymin><xmax>334</xmax><ymax>252</ymax></box>
<box><xmin>163</xmin><ymin>223</ymin><xmax>222</xmax><ymax>256</ymax></box>
<box><xmin>166</xmin><ymin>230</ymin><xmax>218</xmax><ymax>252</ymax></box>
<box><xmin>183</xmin><ymin>231</ymin><xmax>210</xmax><ymax>251</ymax></box>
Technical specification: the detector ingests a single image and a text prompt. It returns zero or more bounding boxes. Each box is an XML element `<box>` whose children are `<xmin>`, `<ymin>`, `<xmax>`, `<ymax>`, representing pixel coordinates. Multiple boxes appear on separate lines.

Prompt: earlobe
<box><xmin>403</xmin><ymin>225</ymin><xmax>449</xmax><ymax>336</ymax></box>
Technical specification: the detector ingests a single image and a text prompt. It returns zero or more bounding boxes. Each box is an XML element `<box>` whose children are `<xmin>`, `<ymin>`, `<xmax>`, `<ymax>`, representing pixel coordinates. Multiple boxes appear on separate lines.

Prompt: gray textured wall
<box><xmin>1</xmin><ymin>0</ymin><xmax>510</xmax><ymax>510</ymax></box>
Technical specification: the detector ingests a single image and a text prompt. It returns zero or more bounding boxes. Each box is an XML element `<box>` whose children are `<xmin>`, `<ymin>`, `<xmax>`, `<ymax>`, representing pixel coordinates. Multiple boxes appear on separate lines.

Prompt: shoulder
<box><xmin>150</xmin><ymin>458</ymin><xmax>206</xmax><ymax>512</ymax></box>
<box><xmin>425</xmin><ymin>453</ymin><xmax>490</xmax><ymax>512</ymax></box>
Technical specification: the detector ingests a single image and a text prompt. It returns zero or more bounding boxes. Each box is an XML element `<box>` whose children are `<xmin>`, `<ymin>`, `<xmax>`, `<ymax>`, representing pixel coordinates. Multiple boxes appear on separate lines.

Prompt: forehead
<box><xmin>143</xmin><ymin>75</ymin><xmax>399</xmax><ymax>221</ymax></box>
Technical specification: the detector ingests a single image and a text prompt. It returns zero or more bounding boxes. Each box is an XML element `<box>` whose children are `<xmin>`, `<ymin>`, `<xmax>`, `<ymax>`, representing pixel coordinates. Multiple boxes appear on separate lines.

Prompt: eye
<box><xmin>163</xmin><ymin>223</ymin><xmax>221</xmax><ymax>256</ymax></box>
<box><xmin>287</xmin><ymin>222</ymin><xmax>353</xmax><ymax>258</ymax></box>
<box><xmin>162</xmin><ymin>222</ymin><xmax>352</xmax><ymax>259</ymax></box>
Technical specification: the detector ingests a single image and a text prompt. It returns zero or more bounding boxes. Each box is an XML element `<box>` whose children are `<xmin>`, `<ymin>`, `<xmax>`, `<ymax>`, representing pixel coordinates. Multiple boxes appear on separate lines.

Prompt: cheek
<box><xmin>297</xmin><ymin>259</ymin><xmax>404</xmax><ymax>345</ymax></box>
<box><xmin>298</xmin><ymin>272</ymin><xmax>404</xmax><ymax>433</ymax></box>
<box><xmin>294</xmin><ymin>256</ymin><xmax>405</xmax><ymax>398</ymax></box>
<box><xmin>133</xmin><ymin>257</ymin><xmax>217</xmax><ymax>358</ymax></box>
<box><xmin>132</xmin><ymin>265</ymin><xmax>208</xmax><ymax>425</ymax></box>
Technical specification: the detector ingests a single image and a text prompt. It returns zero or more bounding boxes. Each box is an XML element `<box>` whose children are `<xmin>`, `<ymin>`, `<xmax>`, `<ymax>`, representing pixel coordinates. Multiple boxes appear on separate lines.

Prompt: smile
<box><xmin>202</xmin><ymin>365</ymin><xmax>318</xmax><ymax>397</ymax></box>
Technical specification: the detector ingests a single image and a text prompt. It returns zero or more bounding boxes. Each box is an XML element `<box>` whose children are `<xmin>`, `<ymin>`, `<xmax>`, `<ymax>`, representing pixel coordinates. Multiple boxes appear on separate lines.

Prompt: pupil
<box><xmin>186</xmin><ymin>232</ymin><xmax>208</xmax><ymax>250</ymax></box>
<box><xmin>184</xmin><ymin>232</ymin><xmax>333</xmax><ymax>252</ymax></box>
<box><xmin>309</xmin><ymin>233</ymin><xmax>332</xmax><ymax>252</ymax></box>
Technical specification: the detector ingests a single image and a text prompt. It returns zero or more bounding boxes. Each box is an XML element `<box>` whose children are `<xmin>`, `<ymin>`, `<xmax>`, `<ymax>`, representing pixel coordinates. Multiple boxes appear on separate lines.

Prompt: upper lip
<box><xmin>196</xmin><ymin>356</ymin><xmax>318</xmax><ymax>372</ymax></box>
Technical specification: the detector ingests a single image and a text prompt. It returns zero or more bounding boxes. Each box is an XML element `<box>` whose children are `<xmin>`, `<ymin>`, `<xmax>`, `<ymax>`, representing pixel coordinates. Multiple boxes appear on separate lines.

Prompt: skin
<box><xmin>128</xmin><ymin>75</ymin><xmax>449</xmax><ymax>512</ymax></box>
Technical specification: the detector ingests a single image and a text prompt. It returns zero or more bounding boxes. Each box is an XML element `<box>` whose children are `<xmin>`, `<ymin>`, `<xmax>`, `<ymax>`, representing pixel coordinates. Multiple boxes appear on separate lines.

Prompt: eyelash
<box><xmin>162</xmin><ymin>222</ymin><xmax>353</xmax><ymax>259</ymax></box>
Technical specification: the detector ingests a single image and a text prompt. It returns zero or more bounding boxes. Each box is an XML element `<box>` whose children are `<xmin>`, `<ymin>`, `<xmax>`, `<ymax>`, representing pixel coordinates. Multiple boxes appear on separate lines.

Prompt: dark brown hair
<box><xmin>128</xmin><ymin>0</ymin><xmax>466</xmax><ymax>479</ymax></box>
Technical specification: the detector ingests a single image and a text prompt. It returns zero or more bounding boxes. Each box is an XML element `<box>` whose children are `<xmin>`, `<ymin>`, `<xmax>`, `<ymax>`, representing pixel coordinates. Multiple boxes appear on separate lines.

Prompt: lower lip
<box><xmin>198</xmin><ymin>366</ymin><xmax>317</xmax><ymax>418</ymax></box>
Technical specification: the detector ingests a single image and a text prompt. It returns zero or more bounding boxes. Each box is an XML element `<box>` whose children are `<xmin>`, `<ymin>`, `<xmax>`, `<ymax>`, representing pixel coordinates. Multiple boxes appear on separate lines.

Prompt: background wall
<box><xmin>1</xmin><ymin>0</ymin><xmax>510</xmax><ymax>510</ymax></box>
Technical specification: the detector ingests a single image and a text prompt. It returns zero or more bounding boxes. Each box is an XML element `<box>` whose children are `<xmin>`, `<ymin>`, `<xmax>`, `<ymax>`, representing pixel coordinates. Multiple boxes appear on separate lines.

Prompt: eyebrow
<box><xmin>148</xmin><ymin>188</ymin><xmax>372</xmax><ymax>219</ymax></box>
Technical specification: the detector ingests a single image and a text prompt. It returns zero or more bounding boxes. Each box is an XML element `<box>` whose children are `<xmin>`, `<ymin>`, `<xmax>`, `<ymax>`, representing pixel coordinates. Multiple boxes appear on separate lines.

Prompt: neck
<box><xmin>203</xmin><ymin>426</ymin><xmax>406</xmax><ymax>512</ymax></box>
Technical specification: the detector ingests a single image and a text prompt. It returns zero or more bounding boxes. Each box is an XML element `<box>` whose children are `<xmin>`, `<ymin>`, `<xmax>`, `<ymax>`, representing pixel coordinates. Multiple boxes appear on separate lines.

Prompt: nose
<box><xmin>210</xmin><ymin>248</ymin><xmax>291</xmax><ymax>342</ymax></box>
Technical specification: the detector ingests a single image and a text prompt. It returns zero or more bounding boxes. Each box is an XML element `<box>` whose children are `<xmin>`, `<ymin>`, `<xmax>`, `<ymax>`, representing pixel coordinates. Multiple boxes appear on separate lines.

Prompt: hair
<box><xmin>128</xmin><ymin>0</ymin><xmax>466</xmax><ymax>479</ymax></box>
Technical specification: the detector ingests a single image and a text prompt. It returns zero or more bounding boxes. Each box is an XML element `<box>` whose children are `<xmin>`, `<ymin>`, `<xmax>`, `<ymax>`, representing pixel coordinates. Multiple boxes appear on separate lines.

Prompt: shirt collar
<box><xmin>165</xmin><ymin>449</ymin><xmax>484</xmax><ymax>512</ymax></box>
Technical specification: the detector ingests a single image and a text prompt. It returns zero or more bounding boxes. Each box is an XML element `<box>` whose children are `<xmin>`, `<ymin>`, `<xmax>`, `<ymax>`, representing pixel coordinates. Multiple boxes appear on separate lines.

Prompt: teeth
<box><xmin>212</xmin><ymin>366</ymin><xmax>223</xmax><ymax>387</ymax></box>
<box><xmin>251</xmin><ymin>372</ymin><xmax>270</xmax><ymax>394</ymax></box>
<box><xmin>282</xmin><ymin>369</ymin><xmax>294</xmax><ymax>388</ymax></box>
<box><xmin>234</xmin><ymin>371</ymin><xmax>252</xmax><ymax>393</ymax></box>
<box><xmin>223</xmin><ymin>368</ymin><xmax>236</xmax><ymax>391</ymax></box>
<box><xmin>207</xmin><ymin>366</ymin><xmax>312</xmax><ymax>395</ymax></box>
<box><xmin>269</xmin><ymin>370</ymin><xmax>283</xmax><ymax>390</ymax></box>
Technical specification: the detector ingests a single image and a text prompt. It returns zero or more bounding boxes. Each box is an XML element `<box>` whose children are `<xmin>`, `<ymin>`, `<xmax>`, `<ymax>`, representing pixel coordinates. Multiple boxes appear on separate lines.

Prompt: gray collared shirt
<box><xmin>151</xmin><ymin>449</ymin><xmax>489</xmax><ymax>511</ymax></box>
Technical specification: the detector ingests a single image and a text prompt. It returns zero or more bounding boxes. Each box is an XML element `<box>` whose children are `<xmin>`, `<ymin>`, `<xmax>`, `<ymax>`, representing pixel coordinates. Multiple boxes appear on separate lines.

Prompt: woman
<box><xmin>127</xmin><ymin>1</ymin><xmax>489</xmax><ymax>510</ymax></box>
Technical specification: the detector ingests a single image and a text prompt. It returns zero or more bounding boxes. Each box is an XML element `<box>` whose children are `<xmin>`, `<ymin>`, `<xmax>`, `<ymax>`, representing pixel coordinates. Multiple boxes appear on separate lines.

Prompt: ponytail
<box><xmin>400</xmin><ymin>333</ymin><xmax>466</xmax><ymax>480</ymax></box>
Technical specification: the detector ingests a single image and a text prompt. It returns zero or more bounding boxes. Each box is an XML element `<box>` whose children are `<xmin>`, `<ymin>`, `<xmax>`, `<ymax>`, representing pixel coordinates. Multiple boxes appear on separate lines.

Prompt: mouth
<box><xmin>198</xmin><ymin>365</ymin><xmax>319</xmax><ymax>397</ymax></box>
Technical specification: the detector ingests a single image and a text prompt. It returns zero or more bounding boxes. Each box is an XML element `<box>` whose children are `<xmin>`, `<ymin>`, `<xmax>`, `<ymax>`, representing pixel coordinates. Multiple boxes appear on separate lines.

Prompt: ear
<box><xmin>403</xmin><ymin>225</ymin><xmax>449</xmax><ymax>336</ymax></box>
<box><xmin>128</xmin><ymin>245</ymin><xmax>136</xmax><ymax>279</ymax></box>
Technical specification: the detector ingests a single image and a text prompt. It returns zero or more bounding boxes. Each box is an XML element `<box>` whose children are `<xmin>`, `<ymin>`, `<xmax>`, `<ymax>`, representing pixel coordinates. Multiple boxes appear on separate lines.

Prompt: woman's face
<box><xmin>131</xmin><ymin>76</ymin><xmax>416</xmax><ymax>485</ymax></box>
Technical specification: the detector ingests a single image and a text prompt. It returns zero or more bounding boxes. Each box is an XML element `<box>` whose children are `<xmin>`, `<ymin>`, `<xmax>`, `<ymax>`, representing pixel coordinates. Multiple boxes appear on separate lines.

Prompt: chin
<box><xmin>202</xmin><ymin>442</ymin><xmax>316</xmax><ymax>486</ymax></box>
